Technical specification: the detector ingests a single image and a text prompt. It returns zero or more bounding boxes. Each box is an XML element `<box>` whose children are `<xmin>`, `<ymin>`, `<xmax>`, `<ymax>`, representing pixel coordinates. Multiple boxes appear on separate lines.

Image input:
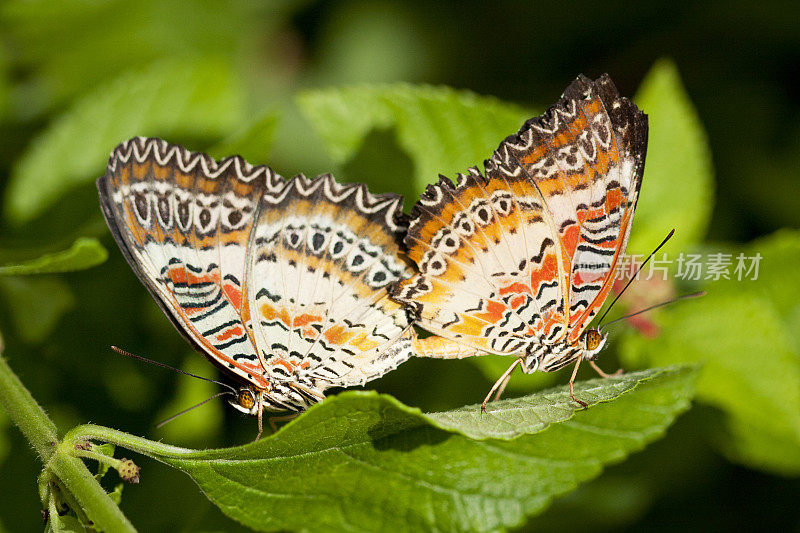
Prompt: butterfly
<box><xmin>97</xmin><ymin>137</ymin><xmax>415</xmax><ymax>435</ymax></box>
<box><xmin>393</xmin><ymin>74</ymin><xmax>648</xmax><ymax>410</ymax></box>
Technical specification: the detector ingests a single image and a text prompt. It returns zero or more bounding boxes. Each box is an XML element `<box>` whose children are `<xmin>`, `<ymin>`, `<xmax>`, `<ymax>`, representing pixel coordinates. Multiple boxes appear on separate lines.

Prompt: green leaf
<box><xmin>93</xmin><ymin>444</ymin><xmax>116</xmax><ymax>481</ymax></box>
<box><xmin>312</xmin><ymin>2</ymin><xmax>430</xmax><ymax>85</ymax></box>
<box><xmin>207</xmin><ymin>110</ymin><xmax>280</xmax><ymax>162</ymax></box>
<box><xmin>4</xmin><ymin>57</ymin><xmax>248</xmax><ymax>224</ymax></box>
<box><xmin>619</xmin><ymin>230</ymin><xmax>800</xmax><ymax>475</ymax></box>
<box><xmin>0</xmin><ymin>238</ymin><xmax>107</xmax><ymax>275</ymax></box>
<box><xmin>0</xmin><ymin>238</ymin><xmax>103</xmax><ymax>342</ymax></box>
<box><xmin>141</xmin><ymin>366</ymin><xmax>694</xmax><ymax>532</ymax></box>
<box><xmin>107</xmin><ymin>484</ymin><xmax>124</xmax><ymax>506</ymax></box>
<box><xmin>297</xmin><ymin>84</ymin><xmax>531</xmax><ymax>197</ymax></box>
<box><xmin>47</xmin><ymin>513</ymin><xmax>87</xmax><ymax>533</ymax></box>
<box><xmin>629</xmin><ymin>59</ymin><xmax>715</xmax><ymax>253</ymax></box>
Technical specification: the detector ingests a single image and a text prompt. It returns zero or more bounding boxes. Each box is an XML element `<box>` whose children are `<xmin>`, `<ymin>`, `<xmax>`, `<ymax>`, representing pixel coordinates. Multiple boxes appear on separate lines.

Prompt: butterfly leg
<box><xmin>289</xmin><ymin>382</ymin><xmax>325</xmax><ymax>402</ymax></box>
<box><xmin>492</xmin><ymin>373</ymin><xmax>512</xmax><ymax>403</ymax></box>
<box><xmin>411</xmin><ymin>333</ymin><xmax>484</xmax><ymax>359</ymax></box>
<box><xmin>569</xmin><ymin>357</ymin><xmax>588</xmax><ymax>409</ymax></box>
<box><xmin>255</xmin><ymin>393</ymin><xmax>265</xmax><ymax>441</ymax></box>
<box><xmin>588</xmin><ymin>360</ymin><xmax>623</xmax><ymax>379</ymax></box>
<box><xmin>481</xmin><ymin>358</ymin><xmax>521</xmax><ymax>413</ymax></box>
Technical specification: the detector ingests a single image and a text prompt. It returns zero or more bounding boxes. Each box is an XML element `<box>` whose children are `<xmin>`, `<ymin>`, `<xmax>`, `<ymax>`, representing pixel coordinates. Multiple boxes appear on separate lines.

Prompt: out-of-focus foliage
<box><xmin>0</xmin><ymin>403</ymin><xmax>7</xmax><ymax>466</ymax></box>
<box><xmin>620</xmin><ymin>231</ymin><xmax>800</xmax><ymax>475</ymax></box>
<box><xmin>0</xmin><ymin>276</ymin><xmax>74</xmax><ymax>344</ymax></box>
<box><xmin>208</xmin><ymin>112</ymin><xmax>281</xmax><ymax>162</ymax></box>
<box><xmin>0</xmin><ymin>238</ymin><xmax>106</xmax><ymax>344</ymax></box>
<box><xmin>0</xmin><ymin>1</ymin><xmax>285</xmax><ymax>117</ymax></box>
<box><xmin>0</xmin><ymin>238</ymin><xmax>106</xmax><ymax>275</ymax></box>
<box><xmin>154</xmin><ymin>356</ymin><xmax>223</xmax><ymax>447</ymax></box>
<box><xmin>628</xmin><ymin>59</ymin><xmax>714</xmax><ymax>254</ymax></box>
<box><xmin>298</xmin><ymin>84</ymin><xmax>529</xmax><ymax>198</ymax></box>
<box><xmin>0</xmin><ymin>0</ymin><xmax>798</xmax><ymax>531</ymax></box>
<box><xmin>5</xmin><ymin>59</ymin><xmax>250</xmax><ymax>223</ymax></box>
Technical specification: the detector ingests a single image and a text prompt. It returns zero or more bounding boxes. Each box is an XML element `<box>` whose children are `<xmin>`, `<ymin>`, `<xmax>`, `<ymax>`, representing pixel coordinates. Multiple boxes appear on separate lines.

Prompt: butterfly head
<box><xmin>228</xmin><ymin>383</ymin><xmax>319</xmax><ymax>415</ymax></box>
<box><xmin>229</xmin><ymin>386</ymin><xmax>260</xmax><ymax>415</ymax></box>
<box><xmin>582</xmin><ymin>328</ymin><xmax>607</xmax><ymax>361</ymax></box>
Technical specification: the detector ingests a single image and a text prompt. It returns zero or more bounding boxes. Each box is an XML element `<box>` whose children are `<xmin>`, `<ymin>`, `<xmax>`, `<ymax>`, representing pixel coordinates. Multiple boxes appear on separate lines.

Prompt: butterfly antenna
<box><xmin>155</xmin><ymin>391</ymin><xmax>233</xmax><ymax>429</ymax></box>
<box><xmin>110</xmin><ymin>346</ymin><xmax>237</xmax><ymax>394</ymax></box>
<box><xmin>599</xmin><ymin>291</ymin><xmax>706</xmax><ymax>331</ymax></box>
<box><xmin>596</xmin><ymin>229</ymin><xmax>675</xmax><ymax>327</ymax></box>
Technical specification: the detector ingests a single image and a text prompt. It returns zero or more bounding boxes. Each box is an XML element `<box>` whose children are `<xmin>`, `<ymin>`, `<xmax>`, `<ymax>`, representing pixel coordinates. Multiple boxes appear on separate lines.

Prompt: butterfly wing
<box><xmin>97</xmin><ymin>137</ymin><xmax>276</xmax><ymax>389</ymax></box>
<box><xmin>487</xmin><ymin>74</ymin><xmax>648</xmax><ymax>342</ymax></box>
<box><xmin>246</xmin><ymin>173</ymin><xmax>414</xmax><ymax>390</ymax></box>
<box><xmin>394</xmin><ymin>75</ymin><xmax>647</xmax><ymax>356</ymax></box>
<box><xmin>393</xmin><ymin>167</ymin><xmax>567</xmax><ymax>356</ymax></box>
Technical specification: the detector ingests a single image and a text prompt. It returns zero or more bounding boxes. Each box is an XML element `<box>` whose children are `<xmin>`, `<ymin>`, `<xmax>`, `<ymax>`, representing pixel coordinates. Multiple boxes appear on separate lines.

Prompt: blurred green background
<box><xmin>0</xmin><ymin>1</ymin><xmax>798</xmax><ymax>531</ymax></box>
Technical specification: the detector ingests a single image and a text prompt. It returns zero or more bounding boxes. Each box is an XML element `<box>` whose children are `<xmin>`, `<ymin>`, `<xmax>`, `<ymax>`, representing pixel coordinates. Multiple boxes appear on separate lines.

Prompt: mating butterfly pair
<box><xmin>98</xmin><ymin>74</ymin><xmax>647</xmax><ymax>431</ymax></box>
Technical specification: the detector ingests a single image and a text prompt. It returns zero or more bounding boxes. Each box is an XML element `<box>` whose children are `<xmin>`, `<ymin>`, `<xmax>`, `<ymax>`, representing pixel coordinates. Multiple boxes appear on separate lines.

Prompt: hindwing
<box><xmin>246</xmin><ymin>174</ymin><xmax>415</xmax><ymax>388</ymax></box>
<box><xmin>100</xmin><ymin>138</ymin><xmax>415</xmax><ymax>412</ymax></box>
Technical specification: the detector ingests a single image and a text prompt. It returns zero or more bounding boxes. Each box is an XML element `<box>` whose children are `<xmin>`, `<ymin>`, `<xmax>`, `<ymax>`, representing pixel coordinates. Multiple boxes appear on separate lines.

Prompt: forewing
<box><xmin>488</xmin><ymin>74</ymin><xmax>648</xmax><ymax>341</ymax></box>
<box><xmin>97</xmin><ymin>137</ymin><xmax>273</xmax><ymax>388</ymax></box>
<box><xmin>246</xmin><ymin>174</ymin><xmax>414</xmax><ymax>389</ymax></box>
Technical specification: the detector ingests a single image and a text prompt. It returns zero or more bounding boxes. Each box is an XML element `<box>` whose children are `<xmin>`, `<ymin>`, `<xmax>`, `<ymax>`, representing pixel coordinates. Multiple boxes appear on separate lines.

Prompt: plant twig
<box><xmin>0</xmin><ymin>353</ymin><xmax>58</xmax><ymax>460</ymax></box>
<box><xmin>0</xmin><ymin>351</ymin><xmax>135</xmax><ymax>532</ymax></box>
<box><xmin>64</xmin><ymin>424</ymin><xmax>194</xmax><ymax>459</ymax></box>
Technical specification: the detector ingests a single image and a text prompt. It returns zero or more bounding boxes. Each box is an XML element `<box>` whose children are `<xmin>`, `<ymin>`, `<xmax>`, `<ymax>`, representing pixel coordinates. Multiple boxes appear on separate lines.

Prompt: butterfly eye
<box><xmin>236</xmin><ymin>388</ymin><xmax>256</xmax><ymax>410</ymax></box>
<box><xmin>584</xmin><ymin>329</ymin><xmax>605</xmax><ymax>357</ymax></box>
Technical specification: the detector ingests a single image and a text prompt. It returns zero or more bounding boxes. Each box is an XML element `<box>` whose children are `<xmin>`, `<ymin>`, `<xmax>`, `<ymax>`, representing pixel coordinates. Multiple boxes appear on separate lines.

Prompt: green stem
<box><xmin>65</xmin><ymin>424</ymin><xmax>194</xmax><ymax>459</ymax></box>
<box><xmin>46</xmin><ymin>453</ymin><xmax>135</xmax><ymax>532</ymax></box>
<box><xmin>0</xmin><ymin>354</ymin><xmax>58</xmax><ymax>460</ymax></box>
<box><xmin>0</xmin><ymin>354</ymin><xmax>135</xmax><ymax>532</ymax></box>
